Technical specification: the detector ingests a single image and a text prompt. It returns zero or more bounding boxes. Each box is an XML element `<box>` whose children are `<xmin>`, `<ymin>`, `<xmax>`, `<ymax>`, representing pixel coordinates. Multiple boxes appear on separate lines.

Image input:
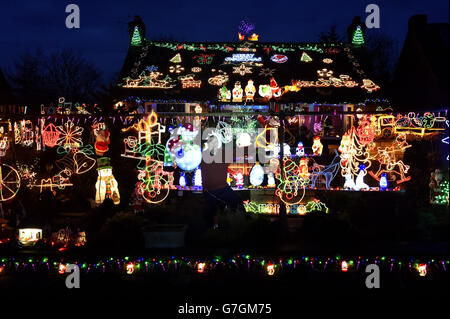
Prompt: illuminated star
<box><xmin>233</xmin><ymin>64</ymin><xmax>252</xmax><ymax>76</ymax></box>
<box><xmin>259</xmin><ymin>68</ymin><xmax>275</xmax><ymax>77</ymax></box>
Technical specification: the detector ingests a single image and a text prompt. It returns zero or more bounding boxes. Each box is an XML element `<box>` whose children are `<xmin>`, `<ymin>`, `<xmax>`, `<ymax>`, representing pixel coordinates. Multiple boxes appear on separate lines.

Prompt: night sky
<box><xmin>0</xmin><ymin>0</ymin><xmax>448</xmax><ymax>84</ymax></box>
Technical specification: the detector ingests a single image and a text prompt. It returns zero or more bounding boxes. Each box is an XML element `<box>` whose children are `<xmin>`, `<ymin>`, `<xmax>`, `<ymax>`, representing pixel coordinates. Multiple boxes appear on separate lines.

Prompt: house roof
<box><xmin>117</xmin><ymin>39</ymin><xmax>382</xmax><ymax>104</ymax></box>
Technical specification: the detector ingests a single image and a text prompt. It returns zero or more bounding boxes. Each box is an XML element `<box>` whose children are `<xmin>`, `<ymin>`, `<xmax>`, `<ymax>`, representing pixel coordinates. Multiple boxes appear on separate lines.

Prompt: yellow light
<box><xmin>267</xmin><ymin>264</ymin><xmax>275</xmax><ymax>276</ymax></box>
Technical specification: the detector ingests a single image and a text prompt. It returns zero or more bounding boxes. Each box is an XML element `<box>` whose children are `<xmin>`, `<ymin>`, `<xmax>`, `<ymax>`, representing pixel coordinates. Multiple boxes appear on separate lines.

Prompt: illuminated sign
<box><xmin>270</xmin><ymin>54</ymin><xmax>288</xmax><ymax>63</ymax></box>
<box><xmin>225</xmin><ymin>53</ymin><xmax>262</xmax><ymax>63</ymax></box>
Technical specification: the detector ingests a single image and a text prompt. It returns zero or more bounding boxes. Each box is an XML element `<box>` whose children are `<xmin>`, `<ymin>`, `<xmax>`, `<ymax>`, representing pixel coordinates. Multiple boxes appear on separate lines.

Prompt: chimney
<box><xmin>408</xmin><ymin>14</ymin><xmax>428</xmax><ymax>32</ymax></box>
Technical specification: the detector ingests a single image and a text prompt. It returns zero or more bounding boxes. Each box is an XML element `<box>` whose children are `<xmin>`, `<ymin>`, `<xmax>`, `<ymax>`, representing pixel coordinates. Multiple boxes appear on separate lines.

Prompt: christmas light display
<box><xmin>122</xmin><ymin>112</ymin><xmax>174</xmax><ymax>204</ymax></box>
<box><xmin>56</xmin><ymin>148</ymin><xmax>96</xmax><ymax>175</ymax></box>
<box><xmin>236</xmin><ymin>132</ymin><xmax>252</xmax><ymax>148</ymax></box>
<box><xmin>249</xmin><ymin>162</ymin><xmax>264</xmax><ymax>187</ymax></box>
<box><xmin>276</xmin><ymin>157</ymin><xmax>309</xmax><ymax>205</ymax></box>
<box><xmin>312</xmin><ymin>136</ymin><xmax>323</xmax><ymax>156</ymax></box>
<box><xmin>130</xmin><ymin>26</ymin><xmax>142</xmax><ymax>46</ymax></box>
<box><xmin>193</xmin><ymin>167</ymin><xmax>202</xmax><ymax>188</ymax></box>
<box><xmin>258</xmin><ymin>68</ymin><xmax>275</xmax><ymax>77</ymax></box>
<box><xmin>379</xmin><ymin>173</ymin><xmax>388</xmax><ymax>191</ymax></box>
<box><xmin>352</xmin><ymin>26</ymin><xmax>364</xmax><ymax>47</ymax></box>
<box><xmin>94</xmin><ymin>127</ymin><xmax>110</xmax><ymax>156</ymax></box>
<box><xmin>232</xmin><ymin>81</ymin><xmax>244</xmax><ymax>102</ymax></box>
<box><xmin>300</xmin><ymin>52</ymin><xmax>312</xmax><ymax>62</ymax></box>
<box><xmin>121</xmin><ymin>71</ymin><xmax>177</xmax><ymax>89</ymax></box>
<box><xmin>368</xmin><ymin>133</ymin><xmax>411</xmax><ymax>184</ymax></box>
<box><xmin>233</xmin><ymin>64</ymin><xmax>252</xmax><ymax>76</ymax></box>
<box><xmin>267</xmin><ymin>172</ymin><xmax>276</xmax><ymax>187</ymax></box>
<box><xmin>170</xmin><ymin>53</ymin><xmax>182</xmax><ymax>63</ymax></box>
<box><xmin>356</xmin><ymin>117</ymin><xmax>375</xmax><ymax>145</ymax></box>
<box><xmin>0</xmin><ymin>164</ymin><xmax>21</xmax><ymax>201</ymax></box>
<box><xmin>57</xmin><ymin>120</ymin><xmax>84</xmax><ymax>149</ymax></box>
<box><xmin>296</xmin><ymin>142</ymin><xmax>305</xmax><ymax>157</ymax></box>
<box><xmin>244</xmin><ymin>202</ymin><xmax>279</xmax><ymax>214</ymax></box>
<box><xmin>354</xmin><ymin>164</ymin><xmax>370</xmax><ymax>191</ymax></box>
<box><xmin>270</xmin><ymin>54</ymin><xmax>288</xmax><ymax>63</ymax></box>
<box><xmin>0</xmin><ymin>137</ymin><xmax>9</xmax><ymax>157</ymax></box>
<box><xmin>28</xmin><ymin>169</ymin><xmax>73</xmax><ymax>194</ymax></box>
<box><xmin>95</xmin><ymin>157</ymin><xmax>120</xmax><ymax>205</ymax></box>
<box><xmin>169</xmin><ymin>65</ymin><xmax>185</xmax><ymax>74</ymax></box>
<box><xmin>259</xmin><ymin>78</ymin><xmax>282</xmax><ymax>100</ymax></box>
<box><xmin>179</xmin><ymin>74</ymin><xmax>202</xmax><ymax>89</ymax></box>
<box><xmin>339</xmin><ymin>127</ymin><xmax>371</xmax><ymax>185</ymax></box>
<box><xmin>18</xmin><ymin>228</ymin><xmax>42</xmax><ymax>246</ymax></box>
<box><xmin>244</xmin><ymin>80</ymin><xmax>256</xmax><ymax>102</ymax></box>
<box><xmin>225</xmin><ymin>53</ymin><xmax>262</xmax><ymax>63</ymax></box>
<box><xmin>310</xmin><ymin>153</ymin><xmax>340</xmax><ymax>189</ymax></box>
<box><xmin>0</xmin><ymin>255</ymin><xmax>446</xmax><ymax>277</ymax></box>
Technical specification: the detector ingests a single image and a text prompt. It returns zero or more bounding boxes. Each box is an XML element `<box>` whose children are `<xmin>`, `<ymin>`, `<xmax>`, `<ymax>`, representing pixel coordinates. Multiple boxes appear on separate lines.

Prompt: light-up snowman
<box><xmin>167</xmin><ymin>123</ymin><xmax>202</xmax><ymax>172</ymax></box>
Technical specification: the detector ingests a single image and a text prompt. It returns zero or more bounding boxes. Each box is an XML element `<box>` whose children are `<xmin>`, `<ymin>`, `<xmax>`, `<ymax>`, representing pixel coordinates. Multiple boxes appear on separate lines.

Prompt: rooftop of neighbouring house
<box><xmin>117</xmin><ymin>19</ymin><xmax>382</xmax><ymax>105</ymax></box>
<box><xmin>392</xmin><ymin>14</ymin><xmax>449</xmax><ymax>111</ymax></box>
<box><xmin>0</xmin><ymin>68</ymin><xmax>15</xmax><ymax>105</ymax></box>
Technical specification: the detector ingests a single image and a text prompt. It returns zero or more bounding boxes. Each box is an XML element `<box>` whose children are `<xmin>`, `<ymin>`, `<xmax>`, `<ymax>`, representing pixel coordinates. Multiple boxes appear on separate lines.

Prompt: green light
<box><xmin>352</xmin><ymin>26</ymin><xmax>365</xmax><ymax>47</ymax></box>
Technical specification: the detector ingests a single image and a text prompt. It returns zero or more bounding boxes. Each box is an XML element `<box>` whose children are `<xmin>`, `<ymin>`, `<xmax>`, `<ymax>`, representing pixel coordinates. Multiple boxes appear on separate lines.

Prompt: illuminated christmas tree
<box><xmin>131</xmin><ymin>26</ymin><xmax>142</xmax><ymax>46</ymax></box>
<box><xmin>352</xmin><ymin>26</ymin><xmax>364</xmax><ymax>47</ymax></box>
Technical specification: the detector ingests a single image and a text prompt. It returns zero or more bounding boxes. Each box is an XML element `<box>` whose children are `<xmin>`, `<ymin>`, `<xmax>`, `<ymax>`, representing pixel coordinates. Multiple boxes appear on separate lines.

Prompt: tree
<box><xmin>8</xmin><ymin>49</ymin><xmax>102</xmax><ymax>104</ymax></box>
<box><xmin>318</xmin><ymin>25</ymin><xmax>344</xmax><ymax>43</ymax></box>
<box><xmin>365</xmin><ymin>31</ymin><xmax>399</xmax><ymax>86</ymax></box>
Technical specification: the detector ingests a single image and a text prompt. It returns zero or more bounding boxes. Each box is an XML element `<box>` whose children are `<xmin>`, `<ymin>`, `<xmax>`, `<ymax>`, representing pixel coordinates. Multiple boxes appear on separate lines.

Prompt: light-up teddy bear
<box><xmin>245</xmin><ymin>79</ymin><xmax>256</xmax><ymax>102</ymax></box>
<box><xmin>312</xmin><ymin>136</ymin><xmax>323</xmax><ymax>156</ymax></box>
<box><xmin>233</xmin><ymin>171</ymin><xmax>244</xmax><ymax>189</ymax></box>
<box><xmin>232</xmin><ymin>81</ymin><xmax>243</xmax><ymax>102</ymax></box>
<box><xmin>95</xmin><ymin>157</ymin><xmax>120</xmax><ymax>205</ymax></box>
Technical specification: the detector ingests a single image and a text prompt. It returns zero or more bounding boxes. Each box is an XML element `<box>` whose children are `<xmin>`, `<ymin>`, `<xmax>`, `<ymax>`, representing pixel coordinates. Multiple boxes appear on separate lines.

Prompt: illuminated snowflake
<box><xmin>57</xmin><ymin>120</ymin><xmax>84</xmax><ymax>149</ymax></box>
<box><xmin>233</xmin><ymin>64</ymin><xmax>252</xmax><ymax>76</ymax></box>
<box><xmin>146</xmin><ymin>65</ymin><xmax>159</xmax><ymax>72</ymax></box>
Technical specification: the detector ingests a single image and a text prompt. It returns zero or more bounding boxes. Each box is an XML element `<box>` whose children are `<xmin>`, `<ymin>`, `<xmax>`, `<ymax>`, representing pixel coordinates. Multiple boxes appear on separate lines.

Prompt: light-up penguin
<box><xmin>379</xmin><ymin>172</ymin><xmax>388</xmax><ymax>191</ymax></box>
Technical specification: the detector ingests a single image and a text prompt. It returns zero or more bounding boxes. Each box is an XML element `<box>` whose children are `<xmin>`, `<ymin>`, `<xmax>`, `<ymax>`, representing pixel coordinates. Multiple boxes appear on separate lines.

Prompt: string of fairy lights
<box><xmin>0</xmin><ymin>255</ymin><xmax>447</xmax><ymax>277</ymax></box>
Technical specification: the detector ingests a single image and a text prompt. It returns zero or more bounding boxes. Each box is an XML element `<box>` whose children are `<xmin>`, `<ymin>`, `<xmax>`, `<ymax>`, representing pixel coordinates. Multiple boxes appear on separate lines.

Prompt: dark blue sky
<box><xmin>1</xmin><ymin>0</ymin><xmax>448</xmax><ymax>83</ymax></box>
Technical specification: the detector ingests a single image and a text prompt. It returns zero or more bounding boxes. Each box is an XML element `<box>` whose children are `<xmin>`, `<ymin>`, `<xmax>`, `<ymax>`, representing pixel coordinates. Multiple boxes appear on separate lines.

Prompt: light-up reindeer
<box><xmin>368</xmin><ymin>133</ymin><xmax>411</xmax><ymax>184</ymax></box>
